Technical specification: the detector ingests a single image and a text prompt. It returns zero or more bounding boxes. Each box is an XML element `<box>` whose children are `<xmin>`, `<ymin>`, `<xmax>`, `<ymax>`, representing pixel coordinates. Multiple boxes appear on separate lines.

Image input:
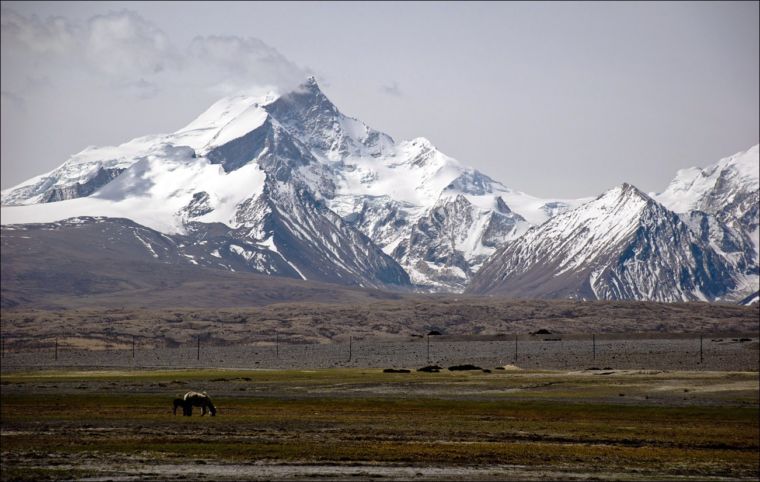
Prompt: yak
<box><xmin>173</xmin><ymin>391</ymin><xmax>217</xmax><ymax>416</ymax></box>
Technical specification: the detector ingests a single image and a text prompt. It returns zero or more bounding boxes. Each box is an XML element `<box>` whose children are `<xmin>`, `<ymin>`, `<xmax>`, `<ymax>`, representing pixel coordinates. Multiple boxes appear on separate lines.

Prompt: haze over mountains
<box><xmin>1</xmin><ymin>78</ymin><xmax>758</xmax><ymax>305</ymax></box>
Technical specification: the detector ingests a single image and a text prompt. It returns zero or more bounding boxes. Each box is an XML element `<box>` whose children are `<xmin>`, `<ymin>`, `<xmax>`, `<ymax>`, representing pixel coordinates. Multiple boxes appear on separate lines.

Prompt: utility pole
<box><xmin>514</xmin><ymin>334</ymin><xmax>518</xmax><ymax>364</ymax></box>
<box><xmin>699</xmin><ymin>334</ymin><xmax>703</xmax><ymax>364</ymax></box>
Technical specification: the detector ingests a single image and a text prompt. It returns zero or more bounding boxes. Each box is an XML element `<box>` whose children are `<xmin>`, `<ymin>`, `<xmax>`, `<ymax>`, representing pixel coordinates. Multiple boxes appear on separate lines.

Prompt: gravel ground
<box><xmin>2</xmin><ymin>334</ymin><xmax>757</xmax><ymax>372</ymax></box>
<box><xmin>66</xmin><ymin>461</ymin><xmax>740</xmax><ymax>481</ymax></box>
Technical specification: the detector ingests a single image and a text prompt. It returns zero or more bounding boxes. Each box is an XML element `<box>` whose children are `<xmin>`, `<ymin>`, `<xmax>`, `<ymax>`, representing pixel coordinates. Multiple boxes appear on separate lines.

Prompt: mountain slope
<box><xmin>468</xmin><ymin>184</ymin><xmax>746</xmax><ymax>302</ymax></box>
<box><xmin>0</xmin><ymin>218</ymin><xmax>402</xmax><ymax>309</ymax></box>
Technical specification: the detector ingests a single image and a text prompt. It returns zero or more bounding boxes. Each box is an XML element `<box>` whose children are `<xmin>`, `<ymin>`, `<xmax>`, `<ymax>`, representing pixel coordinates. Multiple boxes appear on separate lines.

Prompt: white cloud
<box><xmin>1</xmin><ymin>8</ymin><xmax>307</xmax><ymax>97</ymax></box>
<box><xmin>0</xmin><ymin>8</ymin><xmax>79</xmax><ymax>55</ymax></box>
<box><xmin>2</xmin><ymin>8</ymin><xmax>180</xmax><ymax>93</ymax></box>
<box><xmin>84</xmin><ymin>10</ymin><xmax>181</xmax><ymax>79</ymax></box>
<box><xmin>187</xmin><ymin>35</ymin><xmax>309</xmax><ymax>94</ymax></box>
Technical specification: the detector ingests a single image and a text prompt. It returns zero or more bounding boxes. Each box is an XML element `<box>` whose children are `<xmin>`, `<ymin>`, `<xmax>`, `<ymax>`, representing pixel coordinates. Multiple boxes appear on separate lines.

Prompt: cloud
<box><xmin>2</xmin><ymin>8</ymin><xmax>180</xmax><ymax>98</ymax></box>
<box><xmin>380</xmin><ymin>81</ymin><xmax>403</xmax><ymax>97</ymax></box>
<box><xmin>1</xmin><ymin>8</ymin><xmax>307</xmax><ymax>99</ymax></box>
<box><xmin>187</xmin><ymin>35</ymin><xmax>309</xmax><ymax>94</ymax></box>
<box><xmin>84</xmin><ymin>10</ymin><xmax>181</xmax><ymax>79</ymax></box>
<box><xmin>0</xmin><ymin>8</ymin><xmax>79</xmax><ymax>55</ymax></box>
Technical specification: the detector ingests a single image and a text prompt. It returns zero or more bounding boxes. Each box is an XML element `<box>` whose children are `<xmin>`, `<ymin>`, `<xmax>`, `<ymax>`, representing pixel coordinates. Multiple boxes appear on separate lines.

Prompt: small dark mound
<box><xmin>494</xmin><ymin>367</ymin><xmax>505</xmax><ymax>370</ymax></box>
<box><xmin>448</xmin><ymin>364</ymin><xmax>482</xmax><ymax>371</ymax></box>
<box><xmin>531</xmin><ymin>329</ymin><xmax>552</xmax><ymax>335</ymax></box>
<box><xmin>383</xmin><ymin>368</ymin><xmax>411</xmax><ymax>374</ymax></box>
<box><xmin>428</xmin><ymin>330</ymin><xmax>442</xmax><ymax>336</ymax></box>
<box><xmin>482</xmin><ymin>369</ymin><xmax>492</xmax><ymax>373</ymax></box>
<box><xmin>586</xmin><ymin>367</ymin><xmax>601</xmax><ymax>371</ymax></box>
<box><xmin>418</xmin><ymin>365</ymin><xmax>442</xmax><ymax>373</ymax></box>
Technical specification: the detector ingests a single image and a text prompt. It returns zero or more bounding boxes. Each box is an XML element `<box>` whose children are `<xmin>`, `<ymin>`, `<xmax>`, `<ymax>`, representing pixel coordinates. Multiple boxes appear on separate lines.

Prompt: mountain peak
<box><xmin>296</xmin><ymin>76</ymin><xmax>328</xmax><ymax>99</ymax></box>
<box><xmin>303</xmin><ymin>75</ymin><xmax>320</xmax><ymax>89</ymax></box>
<box><xmin>655</xmin><ymin>143</ymin><xmax>759</xmax><ymax>220</ymax></box>
<box><xmin>619</xmin><ymin>182</ymin><xmax>644</xmax><ymax>195</ymax></box>
<box><xmin>723</xmin><ymin>144</ymin><xmax>759</xmax><ymax>181</ymax></box>
<box><xmin>596</xmin><ymin>182</ymin><xmax>651</xmax><ymax>207</ymax></box>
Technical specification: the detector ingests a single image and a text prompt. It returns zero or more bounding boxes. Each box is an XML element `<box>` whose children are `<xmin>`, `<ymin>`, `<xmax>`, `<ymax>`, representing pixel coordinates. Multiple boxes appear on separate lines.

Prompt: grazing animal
<box><xmin>172</xmin><ymin>391</ymin><xmax>217</xmax><ymax>416</ymax></box>
<box><xmin>173</xmin><ymin>397</ymin><xmax>191</xmax><ymax>416</ymax></box>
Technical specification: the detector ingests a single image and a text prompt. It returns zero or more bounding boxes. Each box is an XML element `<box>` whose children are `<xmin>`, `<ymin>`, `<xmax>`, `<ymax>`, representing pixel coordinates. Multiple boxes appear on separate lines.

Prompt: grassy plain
<box><xmin>1</xmin><ymin>368</ymin><xmax>758</xmax><ymax>480</ymax></box>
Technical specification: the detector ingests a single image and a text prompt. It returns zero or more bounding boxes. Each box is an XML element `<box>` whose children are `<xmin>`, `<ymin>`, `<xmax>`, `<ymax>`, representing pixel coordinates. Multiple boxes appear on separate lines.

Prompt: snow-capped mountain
<box><xmin>655</xmin><ymin>145</ymin><xmax>759</xmax><ymax>260</ymax></box>
<box><xmin>468</xmin><ymin>183</ymin><xmax>753</xmax><ymax>302</ymax></box>
<box><xmin>1</xmin><ymin>77</ymin><xmax>578</xmax><ymax>291</ymax></box>
<box><xmin>2</xmin><ymin>77</ymin><xmax>756</xmax><ymax>300</ymax></box>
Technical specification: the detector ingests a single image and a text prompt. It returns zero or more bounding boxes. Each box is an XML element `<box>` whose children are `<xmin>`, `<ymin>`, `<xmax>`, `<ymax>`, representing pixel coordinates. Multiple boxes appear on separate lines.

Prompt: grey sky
<box><xmin>1</xmin><ymin>1</ymin><xmax>758</xmax><ymax>198</ymax></box>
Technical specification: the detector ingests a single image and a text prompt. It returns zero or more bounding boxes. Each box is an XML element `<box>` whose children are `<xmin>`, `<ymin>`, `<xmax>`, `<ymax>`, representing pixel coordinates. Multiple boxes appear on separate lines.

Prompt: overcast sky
<box><xmin>1</xmin><ymin>1</ymin><xmax>758</xmax><ymax>197</ymax></box>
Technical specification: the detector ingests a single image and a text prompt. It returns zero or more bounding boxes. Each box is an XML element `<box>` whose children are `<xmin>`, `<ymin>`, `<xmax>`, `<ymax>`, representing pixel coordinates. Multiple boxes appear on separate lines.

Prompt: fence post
<box><xmin>593</xmin><ymin>334</ymin><xmax>596</xmax><ymax>361</ymax></box>
<box><xmin>1</xmin><ymin>336</ymin><xmax>4</xmax><ymax>358</ymax></box>
<box><xmin>348</xmin><ymin>335</ymin><xmax>352</xmax><ymax>362</ymax></box>
<box><xmin>55</xmin><ymin>337</ymin><xmax>58</xmax><ymax>361</ymax></box>
<box><xmin>275</xmin><ymin>332</ymin><xmax>279</xmax><ymax>359</ymax></box>
<box><xmin>132</xmin><ymin>335</ymin><xmax>136</xmax><ymax>359</ymax></box>
<box><xmin>197</xmin><ymin>336</ymin><xmax>200</xmax><ymax>361</ymax></box>
<box><xmin>426</xmin><ymin>334</ymin><xmax>430</xmax><ymax>364</ymax></box>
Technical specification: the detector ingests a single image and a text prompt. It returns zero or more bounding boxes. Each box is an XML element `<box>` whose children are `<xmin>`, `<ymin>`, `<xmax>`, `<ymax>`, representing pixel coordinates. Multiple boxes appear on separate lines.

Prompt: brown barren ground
<box><xmin>2</xmin><ymin>298</ymin><xmax>758</xmax><ymax>349</ymax></box>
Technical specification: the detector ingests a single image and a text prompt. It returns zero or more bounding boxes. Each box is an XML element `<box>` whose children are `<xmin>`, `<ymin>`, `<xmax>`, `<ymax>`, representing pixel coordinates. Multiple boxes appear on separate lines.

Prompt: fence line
<box><xmin>1</xmin><ymin>331</ymin><xmax>758</xmax><ymax>352</ymax></box>
<box><xmin>0</xmin><ymin>331</ymin><xmax>757</xmax><ymax>371</ymax></box>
